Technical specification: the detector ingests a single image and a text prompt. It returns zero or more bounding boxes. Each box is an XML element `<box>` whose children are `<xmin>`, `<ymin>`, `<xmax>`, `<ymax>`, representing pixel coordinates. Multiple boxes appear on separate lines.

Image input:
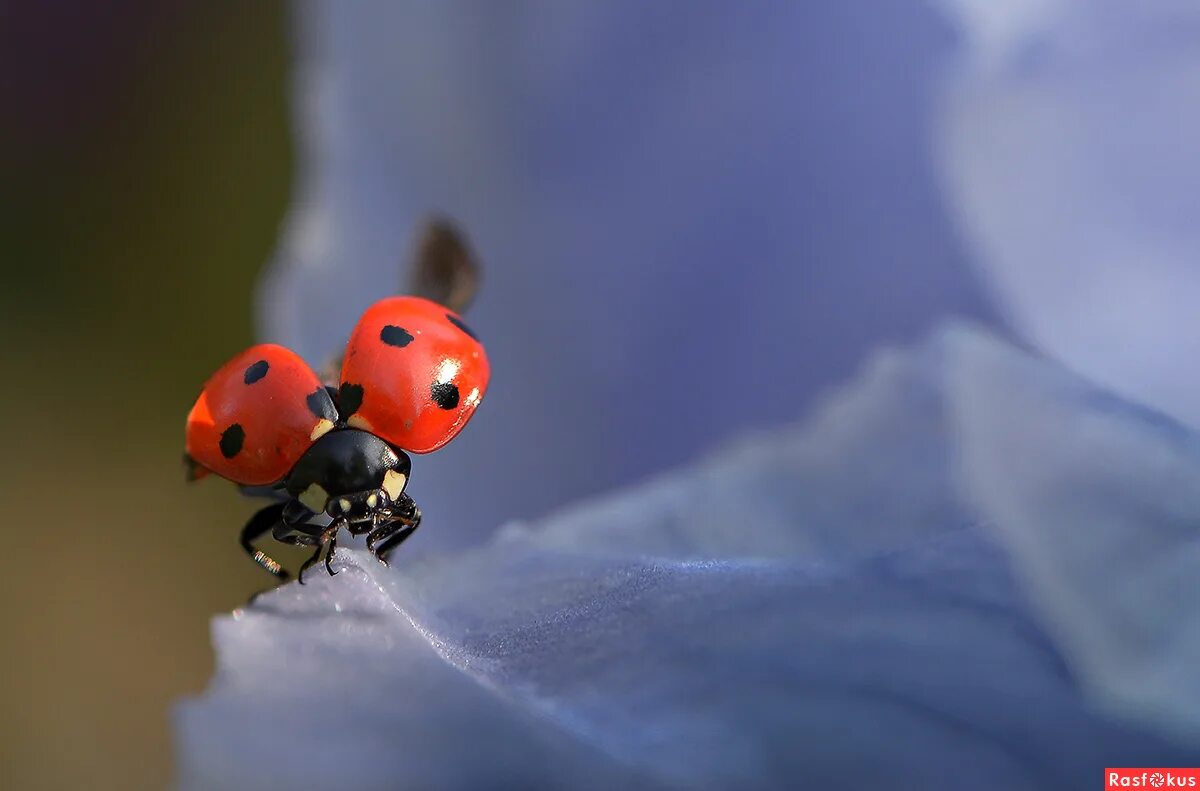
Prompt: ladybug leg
<box><xmin>364</xmin><ymin>522</ymin><xmax>392</xmax><ymax>557</ymax></box>
<box><xmin>270</xmin><ymin>503</ymin><xmax>326</xmax><ymax>546</ymax></box>
<box><xmin>262</xmin><ymin>508</ymin><xmax>327</xmax><ymax>584</ymax></box>
<box><xmin>371</xmin><ymin>523</ymin><xmax>417</xmax><ymax>566</ymax></box>
<box><xmin>365</xmin><ymin>521</ymin><xmax>407</xmax><ymax>565</ymax></box>
<box><xmin>374</xmin><ymin>523</ymin><xmax>420</xmax><ymax>565</ymax></box>
<box><xmin>390</xmin><ymin>492</ymin><xmax>420</xmax><ymax>525</ymax></box>
<box><xmin>297</xmin><ymin>544</ymin><xmax>324</xmax><ymax>584</ymax></box>
<box><xmin>366</xmin><ymin>496</ymin><xmax>422</xmax><ymax>565</ymax></box>
<box><xmin>282</xmin><ymin>499</ymin><xmax>318</xmax><ymax>525</ymax></box>
<box><xmin>239</xmin><ymin>503</ymin><xmax>289</xmax><ymax>580</ymax></box>
<box><xmin>296</xmin><ymin>522</ymin><xmax>343</xmax><ymax>584</ymax></box>
<box><xmin>324</xmin><ymin>532</ymin><xmax>339</xmax><ymax>577</ymax></box>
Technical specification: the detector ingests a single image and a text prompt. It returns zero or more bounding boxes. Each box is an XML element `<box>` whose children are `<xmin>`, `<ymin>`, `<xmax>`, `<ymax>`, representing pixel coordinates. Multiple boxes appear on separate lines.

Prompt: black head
<box><xmin>285</xmin><ymin>429</ymin><xmax>411</xmax><ymax>522</ymax></box>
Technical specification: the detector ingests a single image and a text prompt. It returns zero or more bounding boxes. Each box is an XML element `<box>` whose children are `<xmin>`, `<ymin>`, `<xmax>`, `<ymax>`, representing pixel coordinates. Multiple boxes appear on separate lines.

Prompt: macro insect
<box><xmin>184</xmin><ymin>220</ymin><xmax>489</xmax><ymax>582</ymax></box>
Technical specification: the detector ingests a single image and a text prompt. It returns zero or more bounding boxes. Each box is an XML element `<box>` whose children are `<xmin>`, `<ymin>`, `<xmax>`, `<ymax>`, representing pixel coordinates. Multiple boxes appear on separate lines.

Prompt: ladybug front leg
<box><xmin>295</xmin><ymin>524</ymin><xmax>342</xmax><ymax>583</ymax></box>
<box><xmin>269</xmin><ymin>501</ymin><xmax>324</xmax><ymax>545</ymax></box>
<box><xmin>268</xmin><ymin>508</ymin><xmax>340</xmax><ymax>584</ymax></box>
<box><xmin>240</xmin><ymin>503</ymin><xmax>289</xmax><ymax>580</ymax></box>
<box><xmin>366</xmin><ymin>495</ymin><xmax>422</xmax><ymax>565</ymax></box>
<box><xmin>365</xmin><ymin>521</ymin><xmax>414</xmax><ymax>567</ymax></box>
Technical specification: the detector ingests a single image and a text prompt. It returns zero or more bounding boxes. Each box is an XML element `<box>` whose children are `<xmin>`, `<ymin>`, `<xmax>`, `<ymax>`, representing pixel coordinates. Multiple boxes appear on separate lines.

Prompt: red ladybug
<box><xmin>185</xmin><ymin>220</ymin><xmax>488</xmax><ymax>581</ymax></box>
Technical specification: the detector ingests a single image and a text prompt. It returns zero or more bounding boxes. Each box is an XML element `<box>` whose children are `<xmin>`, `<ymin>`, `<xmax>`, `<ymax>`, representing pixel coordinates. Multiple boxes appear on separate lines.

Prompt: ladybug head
<box><xmin>283</xmin><ymin>429</ymin><xmax>411</xmax><ymax>523</ymax></box>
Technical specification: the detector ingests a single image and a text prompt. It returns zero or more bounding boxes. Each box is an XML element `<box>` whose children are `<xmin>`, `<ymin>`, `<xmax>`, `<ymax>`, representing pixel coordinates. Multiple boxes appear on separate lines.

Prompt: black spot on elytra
<box><xmin>338</xmin><ymin>382</ymin><xmax>364</xmax><ymax>417</ymax></box>
<box><xmin>219</xmin><ymin>424</ymin><xmax>245</xmax><ymax>458</ymax></box>
<box><xmin>243</xmin><ymin>359</ymin><xmax>269</xmax><ymax>384</ymax></box>
<box><xmin>446</xmin><ymin>313</ymin><xmax>479</xmax><ymax>341</ymax></box>
<box><xmin>306</xmin><ymin>387</ymin><xmax>338</xmax><ymax>422</ymax></box>
<box><xmin>431</xmin><ymin>381</ymin><xmax>459</xmax><ymax>410</ymax></box>
<box><xmin>380</xmin><ymin>325</ymin><xmax>414</xmax><ymax>347</ymax></box>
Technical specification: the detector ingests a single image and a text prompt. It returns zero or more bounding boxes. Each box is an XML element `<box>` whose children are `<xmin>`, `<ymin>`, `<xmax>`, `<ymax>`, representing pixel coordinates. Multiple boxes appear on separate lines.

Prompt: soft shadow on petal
<box><xmin>948</xmin><ymin>325</ymin><xmax>1200</xmax><ymax>745</ymax></box>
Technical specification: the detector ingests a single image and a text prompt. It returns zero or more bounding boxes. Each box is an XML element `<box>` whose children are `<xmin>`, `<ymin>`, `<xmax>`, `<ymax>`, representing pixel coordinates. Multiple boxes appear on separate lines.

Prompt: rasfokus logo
<box><xmin>1107</xmin><ymin>769</ymin><xmax>1200</xmax><ymax>788</ymax></box>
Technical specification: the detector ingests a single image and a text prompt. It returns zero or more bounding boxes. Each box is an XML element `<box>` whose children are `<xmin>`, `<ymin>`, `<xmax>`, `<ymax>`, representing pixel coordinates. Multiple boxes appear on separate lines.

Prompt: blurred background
<box><xmin>6</xmin><ymin>0</ymin><xmax>1199</xmax><ymax>788</ymax></box>
<box><xmin>2</xmin><ymin>4</ymin><xmax>292</xmax><ymax>788</ymax></box>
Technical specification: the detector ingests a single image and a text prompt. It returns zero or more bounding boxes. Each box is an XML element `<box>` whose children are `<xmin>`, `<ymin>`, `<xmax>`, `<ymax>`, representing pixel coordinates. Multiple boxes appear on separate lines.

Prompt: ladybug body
<box><xmin>185</xmin><ymin>220</ymin><xmax>486</xmax><ymax>582</ymax></box>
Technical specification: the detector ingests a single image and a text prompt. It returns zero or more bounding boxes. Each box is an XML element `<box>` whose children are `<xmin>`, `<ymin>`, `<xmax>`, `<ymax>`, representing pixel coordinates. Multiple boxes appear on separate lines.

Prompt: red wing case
<box><xmin>339</xmin><ymin>296</ymin><xmax>489</xmax><ymax>453</ymax></box>
<box><xmin>186</xmin><ymin>344</ymin><xmax>337</xmax><ymax>485</ymax></box>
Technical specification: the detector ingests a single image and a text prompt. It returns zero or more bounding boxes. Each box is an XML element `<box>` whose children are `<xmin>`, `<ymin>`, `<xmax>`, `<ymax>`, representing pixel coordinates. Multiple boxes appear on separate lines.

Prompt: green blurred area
<box><xmin>1</xmin><ymin>4</ymin><xmax>293</xmax><ymax>788</ymax></box>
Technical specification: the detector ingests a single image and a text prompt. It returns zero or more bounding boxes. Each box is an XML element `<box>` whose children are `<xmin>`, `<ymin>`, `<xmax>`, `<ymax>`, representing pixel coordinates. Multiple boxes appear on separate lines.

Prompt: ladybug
<box><xmin>185</xmin><ymin>219</ymin><xmax>488</xmax><ymax>582</ymax></box>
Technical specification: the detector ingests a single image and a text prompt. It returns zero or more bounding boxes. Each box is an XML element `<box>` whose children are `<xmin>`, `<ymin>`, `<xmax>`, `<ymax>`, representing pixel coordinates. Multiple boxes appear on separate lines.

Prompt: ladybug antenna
<box><xmin>408</xmin><ymin>216</ymin><xmax>480</xmax><ymax>314</ymax></box>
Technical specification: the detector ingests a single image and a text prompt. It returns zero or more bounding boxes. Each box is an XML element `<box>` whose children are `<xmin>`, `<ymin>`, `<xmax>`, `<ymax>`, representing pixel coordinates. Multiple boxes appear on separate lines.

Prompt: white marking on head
<box><xmin>366</xmin><ymin>493</ymin><xmax>378</xmax><ymax>509</ymax></box>
<box><xmin>310</xmin><ymin>418</ymin><xmax>335</xmax><ymax>441</ymax></box>
<box><xmin>347</xmin><ymin>415</ymin><xmax>373</xmax><ymax>432</ymax></box>
<box><xmin>382</xmin><ymin>469</ymin><xmax>407</xmax><ymax>501</ymax></box>
<box><xmin>338</xmin><ymin>498</ymin><xmax>352</xmax><ymax>513</ymax></box>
